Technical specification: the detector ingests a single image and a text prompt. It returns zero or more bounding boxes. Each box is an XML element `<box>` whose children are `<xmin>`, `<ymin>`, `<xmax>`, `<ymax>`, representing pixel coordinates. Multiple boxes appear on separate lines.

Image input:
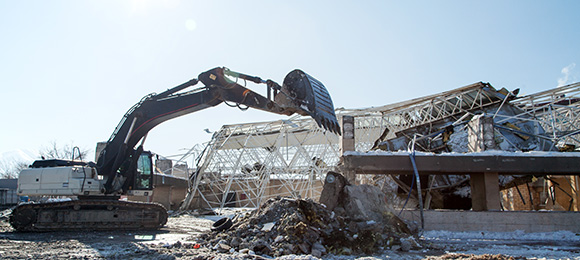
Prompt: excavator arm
<box><xmin>97</xmin><ymin>67</ymin><xmax>340</xmax><ymax>194</ymax></box>
<box><xmin>10</xmin><ymin>66</ymin><xmax>340</xmax><ymax>232</ymax></box>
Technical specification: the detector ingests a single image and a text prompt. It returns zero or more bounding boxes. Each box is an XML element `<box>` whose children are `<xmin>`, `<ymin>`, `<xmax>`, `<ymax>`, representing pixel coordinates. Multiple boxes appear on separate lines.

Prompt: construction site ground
<box><xmin>0</xmin><ymin>211</ymin><xmax>578</xmax><ymax>260</ymax></box>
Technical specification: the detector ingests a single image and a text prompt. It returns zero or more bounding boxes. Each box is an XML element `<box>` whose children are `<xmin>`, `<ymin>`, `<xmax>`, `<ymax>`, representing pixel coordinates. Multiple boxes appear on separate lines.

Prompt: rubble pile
<box><xmin>199</xmin><ymin>195</ymin><xmax>416</xmax><ymax>257</ymax></box>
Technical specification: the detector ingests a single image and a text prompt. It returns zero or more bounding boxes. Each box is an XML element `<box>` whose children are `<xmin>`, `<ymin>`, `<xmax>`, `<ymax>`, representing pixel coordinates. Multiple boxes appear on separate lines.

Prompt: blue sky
<box><xmin>1</xmin><ymin>0</ymin><xmax>579</xmax><ymax>162</ymax></box>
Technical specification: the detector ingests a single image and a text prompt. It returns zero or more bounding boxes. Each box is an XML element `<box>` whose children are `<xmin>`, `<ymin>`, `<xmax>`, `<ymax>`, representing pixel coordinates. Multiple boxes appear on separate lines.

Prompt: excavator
<box><xmin>10</xmin><ymin>67</ymin><xmax>340</xmax><ymax>231</ymax></box>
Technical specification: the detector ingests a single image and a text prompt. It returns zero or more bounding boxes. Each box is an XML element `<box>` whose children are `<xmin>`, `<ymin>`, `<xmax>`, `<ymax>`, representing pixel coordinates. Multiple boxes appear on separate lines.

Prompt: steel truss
<box><xmin>179</xmin><ymin>117</ymin><xmax>340</xmax><ymax>212</ymax></box>
<box><xmin>506</xmin><ymin>82</ymin><xmax>580</xmax><ymax>148</ymax></box>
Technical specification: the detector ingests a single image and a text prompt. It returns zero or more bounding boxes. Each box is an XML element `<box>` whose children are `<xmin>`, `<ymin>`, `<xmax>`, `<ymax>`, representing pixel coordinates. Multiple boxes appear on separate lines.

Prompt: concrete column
<box><xmin>573</xmin><ymin>176</ymin><xmax>580</xmax><ymax>211</ymax></box>
<box><xmin>470</xmin><ymin>172</ymin><xmax>501</xmax><ymax>211</ymax></box>
<box><xmin>468</xmin><ymin>115</ymin><xmax>497</xmax><ymax>152</ymax></box>
<box><xmin>341</xmin><ymin>116</ymin><xmax>356</xmax><ymax>184</ymax></box>
<box><xmin>468</xmin><ymin>115</ymin><xmax>500</xmax><ymax>211</ymax></box>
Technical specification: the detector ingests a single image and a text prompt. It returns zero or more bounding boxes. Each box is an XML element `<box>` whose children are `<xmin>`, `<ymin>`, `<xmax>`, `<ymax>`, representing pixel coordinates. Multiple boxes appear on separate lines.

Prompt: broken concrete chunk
<box><xmin>298</xmin><ymin>242</ymin><xmax>310</xmax><ymax>254</ymax></box>
<box><xmin>343</xmin><ymin>184</ymin><xmax>393</xmax><ymax>222</ymax></box>
<box><xmin>230</xmin><ymin>237</ymin><xmax>241</xmax><ymax>247</ymax></box>
<box><xmin>217</xmin><ymin>243</ymin><xmax>231</xmax><ymax>252</ymax></box>
<box><xmin>274</xmin><ymin>235</ymin><xmax>284</xmax><ymax>243</ymax></box>
<box><xmin>261</xmin><ymin>222</ymin><xmax>275</xmax><ymax>232</ymax></box>
<box><xmin>319</xmin><ymin>171</ymin><xmax>348</xmax><ymax>210</ymax></box>
<box><xmin>251</xmin><ymin>238</ymin><xmax>271</xmax><ymax>255</ymax></box>
<box><xmin>400</xmin><ymin>238</ymin><xmax>412</xmax><ymax>252</ymax></box>
<box><xmin>399</xmin><ymin>236</ymin><xmax>421</xmax><ymax>252</ymax></box>
<box><xmin>312</xmin><ymin>242</ymin><xmax>326</xmax><ymax>254</ymax></box>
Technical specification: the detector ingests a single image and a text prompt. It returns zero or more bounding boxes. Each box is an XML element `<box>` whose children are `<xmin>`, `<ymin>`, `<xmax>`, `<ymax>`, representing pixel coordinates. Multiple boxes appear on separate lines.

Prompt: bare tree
<box><xmin>39</xmin><ymin>141</ymin><xmax>90</xmax><ymax>161</ymax></box>
<box><xmin>0</xmin><ymin>142</ymin><xmax>90</xmax><ymax>179</ymax></box>
<box><xmin>0</xmin><ymin>159</ymin><xmax>28</xmax><ymax>179</ymax></box>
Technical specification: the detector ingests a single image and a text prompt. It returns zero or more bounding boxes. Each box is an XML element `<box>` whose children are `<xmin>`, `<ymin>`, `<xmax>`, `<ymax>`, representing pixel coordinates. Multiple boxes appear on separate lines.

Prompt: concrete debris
<box><xmin>318</xmin><ymin>171</ymin><xmax>348</xmax><ymax>211</ymax></box>
<box><xmin>399</xmin><ymin>236</ymin><xmax>421</xmax><ymax>252</ymax></box>
<box><xmin>199</xmin><ymin>192</ymin><xmax>415</xmax><ymax>257</ymax></box>
<box><xmin>342</xmin><ymin>184</ymin><xmax>394</xmax><ymax>222</ymax></box>
<box><xmin>321</xmin><ymin>172</ymin><xmax>414</xmax><ymax>234</ymax></box>
<box><xmin>0</xmin><ymin>210</ymin><xmax>574</xmax><ymax>259</ymax></box>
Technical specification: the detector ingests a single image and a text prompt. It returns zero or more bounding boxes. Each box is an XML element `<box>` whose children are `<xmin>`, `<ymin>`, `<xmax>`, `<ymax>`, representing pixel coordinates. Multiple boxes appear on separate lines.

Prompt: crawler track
<box><xmin>9</xmin><ymin>200</ymin><xmax>168</xmax><ymax>232</ymax></box>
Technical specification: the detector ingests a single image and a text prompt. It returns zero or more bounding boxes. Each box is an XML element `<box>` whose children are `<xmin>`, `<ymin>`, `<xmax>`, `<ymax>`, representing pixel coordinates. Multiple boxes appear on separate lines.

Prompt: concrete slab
<box><xmin>342</xmin><ymin>152</ymin><xmax>580</xmax><ymax>175</ymax></box>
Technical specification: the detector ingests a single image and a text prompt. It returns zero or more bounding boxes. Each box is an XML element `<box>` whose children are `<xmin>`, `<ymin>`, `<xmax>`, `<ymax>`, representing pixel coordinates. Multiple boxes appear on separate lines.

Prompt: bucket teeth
<box><xmin>280</xmin><ymin>70</ymin><xmax>341</xmax><ymax>134</ymax></box>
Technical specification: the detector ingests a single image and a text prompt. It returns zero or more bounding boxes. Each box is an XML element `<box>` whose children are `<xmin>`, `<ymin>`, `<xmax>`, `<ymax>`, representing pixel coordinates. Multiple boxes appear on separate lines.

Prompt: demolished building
<box><xmin>173</xmin><ymin>81</ymin><xmax>580</xmax><ymax>214</ymax></box>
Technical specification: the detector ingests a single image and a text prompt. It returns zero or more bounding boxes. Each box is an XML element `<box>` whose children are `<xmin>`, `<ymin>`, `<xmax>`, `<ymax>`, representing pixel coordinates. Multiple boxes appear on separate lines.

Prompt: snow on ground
<box><xmin>1</xmin><ymin>214</ymin><xmax>579</xmax><ymax>259</ymax></box>
<box><xmin>423</xmin><ymin>230</ymin><xmax>580</xmax><ymax>241</ymax></box>
<box><xmin>422</xmin><ymin>230</ymin><xmax>580</xmax><ymax>260</ymax></box>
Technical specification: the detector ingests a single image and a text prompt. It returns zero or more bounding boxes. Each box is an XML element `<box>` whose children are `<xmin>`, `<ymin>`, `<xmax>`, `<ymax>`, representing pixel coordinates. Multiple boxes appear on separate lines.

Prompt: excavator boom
<box><xmin>98</xmin><ymin>67</ymin><xmax>339</xmax><ymax>194</ymax></box>
<box><xmin>11</xmin><ymin>67</ymin><xmax>340</xmax><ymax>232</ymax></box>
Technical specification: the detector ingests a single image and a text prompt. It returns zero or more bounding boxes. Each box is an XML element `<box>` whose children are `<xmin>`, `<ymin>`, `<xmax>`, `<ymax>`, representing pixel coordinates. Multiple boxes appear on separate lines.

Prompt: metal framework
<box><xmin>175</xmin><ymin>81</ymin><xmax>580</xmax><ymax>212</ymax></box>
<box><xmin>179</xmin><ymin>117</ymin><xmax>340</xmax><ymax>212</ymax></box>
<box><xmin>504</xmin><ymin>82</ymin><xmax>580</xmax><ymax>148</ymax></box>
<box><xmin>339</xmin><ymin>81</ymin><xmax>507</xmax><ymax>151</ymax></box>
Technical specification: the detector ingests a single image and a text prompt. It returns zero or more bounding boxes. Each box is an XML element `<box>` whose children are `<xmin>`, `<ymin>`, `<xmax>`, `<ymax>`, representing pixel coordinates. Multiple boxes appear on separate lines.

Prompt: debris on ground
<box><xmin>0</xmin><ymin>208</ymin><xmax>577</xmax><ymax>259</ymax></box>
<box><xmin>199</xmin><ymin>173</ymin><xmax>416</xmax><ymax>258</ymax></box>
<box><xmin>199</xmin><ymin>197</ymin><xmax>414</xmax><ymax>257</ymax></box>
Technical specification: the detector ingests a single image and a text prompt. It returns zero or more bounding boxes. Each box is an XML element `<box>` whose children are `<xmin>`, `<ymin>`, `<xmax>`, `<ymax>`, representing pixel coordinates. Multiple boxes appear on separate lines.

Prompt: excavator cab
<box><xmin>131</xmin><ymin>152</ymin><xmax>153</xmax><ymax>193</ymax></box>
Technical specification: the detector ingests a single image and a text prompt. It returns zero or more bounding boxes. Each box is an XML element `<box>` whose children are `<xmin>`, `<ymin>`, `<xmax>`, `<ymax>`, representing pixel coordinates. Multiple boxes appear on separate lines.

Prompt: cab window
<box><xmin>136</xmin><ymin>153</ymin><xmax>152</xmax><ymax>190</ymax></box>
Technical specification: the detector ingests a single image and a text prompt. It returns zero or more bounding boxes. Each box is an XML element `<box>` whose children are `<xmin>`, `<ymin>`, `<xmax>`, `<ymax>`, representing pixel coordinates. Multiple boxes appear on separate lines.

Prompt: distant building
<box><xmin>0</xmin><ymin>179</ymin><xmax>19</xmax><ymax>208</ymax></box>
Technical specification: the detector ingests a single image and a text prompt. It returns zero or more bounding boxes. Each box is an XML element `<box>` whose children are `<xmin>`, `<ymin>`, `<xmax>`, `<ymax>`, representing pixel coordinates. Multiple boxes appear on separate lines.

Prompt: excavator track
<box><xmin>9</xmin><ymin>200</ymin><xmax>167</xmax><ymax>232</ymax></box>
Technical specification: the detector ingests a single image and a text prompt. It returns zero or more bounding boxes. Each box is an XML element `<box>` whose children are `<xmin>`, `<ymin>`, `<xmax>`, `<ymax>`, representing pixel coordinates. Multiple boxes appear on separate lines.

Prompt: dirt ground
<box><xmin>0</xmin><ymin>212</ymin><xmax>578</xmax><ymax>260</ymax></box>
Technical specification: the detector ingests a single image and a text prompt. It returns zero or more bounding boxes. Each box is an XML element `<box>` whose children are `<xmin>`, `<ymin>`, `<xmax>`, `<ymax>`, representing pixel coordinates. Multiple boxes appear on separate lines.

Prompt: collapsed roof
<box><xmin>177</xmin><ymin>81</ymin><xmax>580</xmax><ymax>211</ymax></box>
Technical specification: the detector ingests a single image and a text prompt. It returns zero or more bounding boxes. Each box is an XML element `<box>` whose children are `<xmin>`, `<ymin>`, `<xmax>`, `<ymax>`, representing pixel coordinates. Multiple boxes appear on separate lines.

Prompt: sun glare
<box><xmin>129</xmin><ymin>0</ymin><xmax>151</xmax><ymax>15</ymax></box>
<box><xmin>129</xmin><ymin>0</ymin><xmax>181</xmax><ymax>15</ymax></box>
<box><xmin>186</xmin><ymin>19</ymin><xmax>197</xmax><ymax>31</ymax></box>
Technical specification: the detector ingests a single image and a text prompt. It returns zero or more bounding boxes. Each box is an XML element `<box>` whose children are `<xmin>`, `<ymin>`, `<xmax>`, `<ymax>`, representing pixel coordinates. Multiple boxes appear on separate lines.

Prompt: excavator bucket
<box><xmin>275</xmin><ymin>70</ymin><xmax>341</xmax><ymax>134</ymax></box>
